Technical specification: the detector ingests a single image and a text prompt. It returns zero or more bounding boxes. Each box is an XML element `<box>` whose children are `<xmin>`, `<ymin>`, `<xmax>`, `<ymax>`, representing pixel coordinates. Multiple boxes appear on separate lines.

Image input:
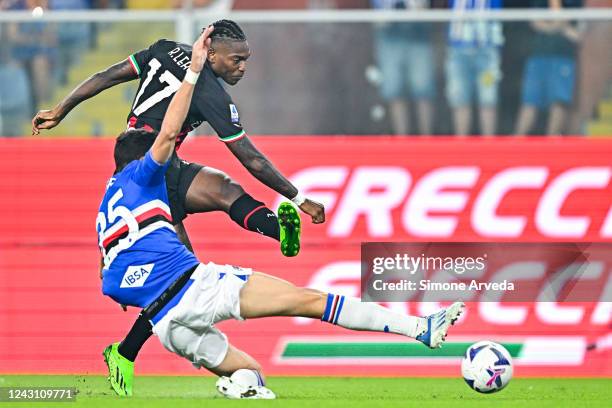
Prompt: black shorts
<box><xmin>165</xmin><ymin>153</ymin><xmax>203</xmax><ymax>224</ymax></box>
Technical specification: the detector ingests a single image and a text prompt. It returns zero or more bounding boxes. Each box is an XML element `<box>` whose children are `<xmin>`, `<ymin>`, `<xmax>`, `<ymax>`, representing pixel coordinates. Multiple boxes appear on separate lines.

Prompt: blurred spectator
<box><xmin>49</xmin><ymin>0</ymin><xmax>93</xmax><ymax>85</ymax></box>
<box><xmin>0</xmin><ymin>28</ymin><xmax>33</xmax><ymax>136</ymax></box>
<box><xmin>371</xmin><ymin>0</ymin><xmax>436</xmax><ymax>135</ymax></box>
<box><xmin>514</xmin><ymin>0</ymin><xmax>583</xmax><ymax>136</ymax></box>
<box><xmin>126</xmin><ymin>0</ymin><xmax>170</xmax><ymax>8</ymax></box>
<box><xmin>446</xmin><ymin>0</ymin><xmax>504</xmax><ymax>136</ymax></box>
<box><xmin>93</xmin><ymin>0</ymin><xmax>124</xmax><ymax>7</ymax></box>
<box><xmin>171</xmin><ymin>0</ymin><xmax>233</xmax><ymax>10</ymax></box>
<box><xmin>5</xmin><ymin>0</ymin><xmax>57</xmax><ymax>114</ymax></box>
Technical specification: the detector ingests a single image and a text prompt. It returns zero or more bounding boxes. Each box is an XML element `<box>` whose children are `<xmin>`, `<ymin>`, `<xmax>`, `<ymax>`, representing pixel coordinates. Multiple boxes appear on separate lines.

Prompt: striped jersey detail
<box><xmin>219</xmin><ymin>130</ymin><xmax>246</xmax><ymax>143</ymax></box>
<box><xmin>102</xmin><ymin>208</ymin><xmax>171</xmax><ymax>249</ymax></box>
<box><xmin>103</xmin><ymin>220</ymin><xmax>174</xmax><ymax>268</ymax></box>
<box><xmin>128</xmin><ymin>54</ymin><xmax>141</xmax><ymax>75</ymax></box>
<box><xmin>100</xmin><ymin>200</ymin><xmax>173</xmax><ymax>268</ymax></box>
<box><xmin>101</xmin><ymin>199</ymin><xmax>171</xmax><ymax>246</ymax></box>
<box><xmin>321</xmin><ymin>294</ymin><xmax>345</xmax><ymax>325</ymax></box>
<box><xmin>103</xmin><ymin>214</ymin><xmax>169</xmax><ymax>252</ymax></box>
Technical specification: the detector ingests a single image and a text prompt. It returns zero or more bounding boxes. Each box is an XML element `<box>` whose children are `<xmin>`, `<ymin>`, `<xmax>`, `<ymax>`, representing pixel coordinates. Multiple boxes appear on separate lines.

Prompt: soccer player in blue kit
<box><xmin>98</xmin><ymin>27</ymin><xmax>465</xmax><ymax>399</ymax></box>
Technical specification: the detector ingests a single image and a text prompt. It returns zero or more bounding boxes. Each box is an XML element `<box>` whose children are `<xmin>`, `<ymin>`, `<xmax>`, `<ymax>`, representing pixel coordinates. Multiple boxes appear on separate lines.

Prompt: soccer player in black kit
<box><xmin>33</xmin><ymin>19</ymin><xmax>324</xmax><ymax>251</ymax></box>
<box><xmin>32</xmin><ymin>20</ymin><xmax>325</xmax><ymax>396</ymax></box>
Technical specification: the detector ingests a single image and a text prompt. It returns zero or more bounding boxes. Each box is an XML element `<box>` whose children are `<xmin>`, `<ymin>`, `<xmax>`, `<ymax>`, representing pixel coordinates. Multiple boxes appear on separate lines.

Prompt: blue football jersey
<box><xmin>96</xmin><ymin>151</ymin><xmax>199</xmax><ymax>308</ymax></box>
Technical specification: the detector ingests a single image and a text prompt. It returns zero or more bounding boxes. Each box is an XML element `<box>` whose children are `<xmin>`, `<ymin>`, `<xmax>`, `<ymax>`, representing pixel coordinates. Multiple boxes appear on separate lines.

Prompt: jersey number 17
<box><xmin>132</xmin><ymin>58</ymin><xmax>182</xmax><ymax>116</ymax></box>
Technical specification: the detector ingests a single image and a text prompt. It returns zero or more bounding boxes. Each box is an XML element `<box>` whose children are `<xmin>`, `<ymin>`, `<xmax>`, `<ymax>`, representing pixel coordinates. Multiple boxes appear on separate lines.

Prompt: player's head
<box><xmin>206</xmin><ymin>19</ymin><xmax>250</xmax><ymax>86</ymax></box>
<box><xmin>113</xmin><ymin>129</ymin><xmax>157</xmax><ymax>173</ymax></box>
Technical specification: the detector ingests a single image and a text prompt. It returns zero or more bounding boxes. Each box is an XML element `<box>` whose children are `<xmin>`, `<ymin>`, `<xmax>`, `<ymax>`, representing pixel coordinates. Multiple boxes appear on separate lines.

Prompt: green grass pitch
<box><xmin>0</xmin><ymin>376</ymin><xmax>609</xmax><ymax>407</ymax></box>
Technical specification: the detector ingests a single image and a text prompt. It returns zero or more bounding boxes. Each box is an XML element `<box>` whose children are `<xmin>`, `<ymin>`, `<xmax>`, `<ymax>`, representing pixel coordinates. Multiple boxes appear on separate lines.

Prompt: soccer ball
<box><xmin>461</xmin><ymin>341</ymin><xmax>513</xmax><ymax>393</ymax></box>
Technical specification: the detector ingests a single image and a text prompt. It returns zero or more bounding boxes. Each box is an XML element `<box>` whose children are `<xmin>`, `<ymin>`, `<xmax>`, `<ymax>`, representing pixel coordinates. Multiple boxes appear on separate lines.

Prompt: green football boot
<box><xmin>102</xmin><ymin>342</ymin><xmax>134</xmax><ymax>397</ymax></box>
<box><xmin>277</xmin><ymin>202</ymin><xmax>301</xmax><ymax>257</ymax></box>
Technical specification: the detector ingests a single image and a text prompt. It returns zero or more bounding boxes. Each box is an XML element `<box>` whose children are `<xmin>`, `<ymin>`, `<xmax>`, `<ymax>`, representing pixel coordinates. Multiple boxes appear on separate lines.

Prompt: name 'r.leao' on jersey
<box><xmin>126</xmin><ymin>39</ymin><xmax>246</xmax><ymax>149</ymax></box>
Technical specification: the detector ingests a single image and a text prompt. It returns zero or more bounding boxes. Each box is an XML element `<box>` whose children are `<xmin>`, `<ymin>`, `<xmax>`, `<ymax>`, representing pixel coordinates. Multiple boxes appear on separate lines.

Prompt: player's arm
<box><xmin>32</xmin><ymin>60</ymin><xmax>138</xmax><ymax>134</ymax></box>
<box><xmin>226</xmin><ymin>138</ymin><xmax>325</xmax><ymax>224</ymax></box>
<box><xmin>150</xmin><ymin>26</ymin><xmax>214</xmax><ymax>164</ymax></box>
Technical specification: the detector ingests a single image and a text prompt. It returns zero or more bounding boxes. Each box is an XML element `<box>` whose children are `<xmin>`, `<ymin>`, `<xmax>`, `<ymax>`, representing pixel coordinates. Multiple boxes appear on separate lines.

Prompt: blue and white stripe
<box><xmin>321</xmin><ymin>294</ymin><xmax>345</xmax><ymax>325</ymax></box>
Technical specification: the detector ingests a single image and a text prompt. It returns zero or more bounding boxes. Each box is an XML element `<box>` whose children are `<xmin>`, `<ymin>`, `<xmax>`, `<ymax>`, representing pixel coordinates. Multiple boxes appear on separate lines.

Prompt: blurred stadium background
<box><xmin>0</xmin><ymin>0</ymin><xmax>610</xmax><ymax>382</ymax></box>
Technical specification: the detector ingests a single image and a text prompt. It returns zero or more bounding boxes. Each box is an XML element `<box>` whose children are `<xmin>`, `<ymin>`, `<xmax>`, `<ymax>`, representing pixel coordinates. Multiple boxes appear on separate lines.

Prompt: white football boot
<box><xmin>216</xmin><ymin>376</ymin><xmax>276</xmax><ymax>400</ymax></box>
<box><xmin>416</xmin><ymin>301</ymin><xmax>465</xmax><ymax>349</ymax></box>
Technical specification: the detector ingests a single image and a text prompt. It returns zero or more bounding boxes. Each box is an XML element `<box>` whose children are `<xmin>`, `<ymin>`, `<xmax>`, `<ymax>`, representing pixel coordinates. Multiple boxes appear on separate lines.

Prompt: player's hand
<box><xmin>32</xmin><ymin>109</ymin><xmax>62</xmax><ymax>135</ymax></box>
<box><xmin>190</xmin><ymin>25</ymin><xmax>214</xmax><ymax>73</ymax></box>
<box><xmin>299</xmin><ymin>198</ymin><xmax>325</xmax><ymax>224</ymax></box>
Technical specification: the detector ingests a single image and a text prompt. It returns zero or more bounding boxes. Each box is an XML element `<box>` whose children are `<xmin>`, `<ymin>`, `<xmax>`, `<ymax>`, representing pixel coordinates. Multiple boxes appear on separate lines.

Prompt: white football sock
<box><xmin>321</xmin><ymin>294</ymin><xmax>425</xmax><ymax>338</ymax></box>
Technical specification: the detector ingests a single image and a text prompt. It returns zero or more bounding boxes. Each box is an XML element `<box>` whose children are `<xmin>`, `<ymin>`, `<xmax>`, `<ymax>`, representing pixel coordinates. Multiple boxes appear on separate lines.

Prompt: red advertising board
<box><xmin>0</xmin><ymin>137</ymin><xmax>610</xmax><ymax>377</ymax></box>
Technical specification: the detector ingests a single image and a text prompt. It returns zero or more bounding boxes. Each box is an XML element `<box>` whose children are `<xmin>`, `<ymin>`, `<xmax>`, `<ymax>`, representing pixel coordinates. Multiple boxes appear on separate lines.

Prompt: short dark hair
<box><xmin>208</xmin><ymin>19</ymin><xmax>246</xmax><ymax>43</ymax></box>
<box><xmin>113</xmin><ymin>129</ymin><xmax>158</xmax><ymax>172</ymax></box>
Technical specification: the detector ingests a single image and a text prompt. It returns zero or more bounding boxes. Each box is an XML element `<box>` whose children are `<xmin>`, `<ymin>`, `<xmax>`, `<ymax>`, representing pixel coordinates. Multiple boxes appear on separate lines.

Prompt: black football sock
<box><xmin>229</xmin><ymin>194</ymin><xmax>280</xmax><ymax>241</ymax></box>
<box><xmin>118</xmin><ymin>311</ymin><xmax>153</xmax><ymax>362</ymax></box>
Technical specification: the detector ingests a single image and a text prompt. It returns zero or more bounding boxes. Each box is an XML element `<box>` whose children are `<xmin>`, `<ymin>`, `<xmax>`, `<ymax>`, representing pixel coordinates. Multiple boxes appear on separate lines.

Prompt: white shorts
<box><xmin>152</xmin><ymin>262</ymin><xmax>252</xmax><ymax>369</ymax></box>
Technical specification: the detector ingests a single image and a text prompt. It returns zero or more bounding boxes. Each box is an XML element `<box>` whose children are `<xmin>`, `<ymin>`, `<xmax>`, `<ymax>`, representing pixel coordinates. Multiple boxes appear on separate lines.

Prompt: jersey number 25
<box><xmin>96</xmin><ymin>189</ymin><xmax>139</xmax><ymax>265</ymax></box>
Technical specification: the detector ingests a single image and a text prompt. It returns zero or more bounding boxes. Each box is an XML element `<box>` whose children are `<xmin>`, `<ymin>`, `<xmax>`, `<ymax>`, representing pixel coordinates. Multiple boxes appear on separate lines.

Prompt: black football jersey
<box><xmin>126</xmin><ymin>39</ymin><xmax>245</xmax><ymax>149</ymax></box>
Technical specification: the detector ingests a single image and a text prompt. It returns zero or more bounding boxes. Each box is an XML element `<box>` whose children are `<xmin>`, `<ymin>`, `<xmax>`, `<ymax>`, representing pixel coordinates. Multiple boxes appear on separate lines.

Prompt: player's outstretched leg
<box><xmin>239</xmin><ymin>272</ymin><xmax>464</xmax><ymax>348</ymax></box>
<box><xmin>102</xmin><ymin>343</ymin><xmax>134</xmax><ymax>397</ymax></box>
<box><xmin>277</xmin><ymin>202</ymin><xmax>300</xmax><ymax>257</ymax></box>
<box><xmin>185</xmin><ymin>167</ymin><xmax>286</xmax><ymax>252</ymax></box>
